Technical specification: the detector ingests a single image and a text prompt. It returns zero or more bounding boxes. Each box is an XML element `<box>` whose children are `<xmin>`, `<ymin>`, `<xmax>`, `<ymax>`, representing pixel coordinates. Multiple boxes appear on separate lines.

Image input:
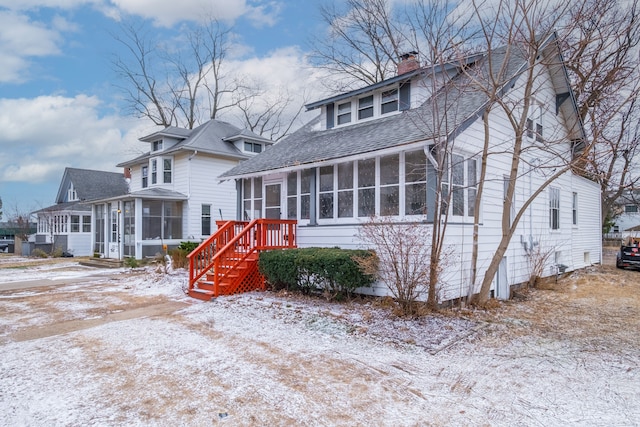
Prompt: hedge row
<box><xmin>258</xmin><ymin>247</ymin><xmax>376</xmax><ymax>298</ymax></box>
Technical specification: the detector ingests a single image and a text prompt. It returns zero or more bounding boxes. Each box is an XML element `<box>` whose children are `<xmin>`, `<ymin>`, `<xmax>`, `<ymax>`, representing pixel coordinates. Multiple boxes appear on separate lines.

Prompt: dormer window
<box><xmin>244</xmin><ymin>142</ymin><xmax>263</xmax><ymax>153</ymax></box>
<box><xmin>152</xmin><ymin>140</ymin><xmax>163</xmax><ymax>151</ymax></box>
<box><xmin>358</xmin><ymin>95</ymin><xmax>374</xmax><ymax>120</ymax></box>
<box><xmin>67</xmin><ymin>183</ymin><xmax>78</xmax><ymax>201</ymax></box>
<box><xmin>381</xmin><ymin>89</ymin><xmax>398</xmax><ymax>114</ymax></box>
<box><xmin>337</xmin><ymin>102</ymin><xmax>352</xmax><ymax>125</ymax></box>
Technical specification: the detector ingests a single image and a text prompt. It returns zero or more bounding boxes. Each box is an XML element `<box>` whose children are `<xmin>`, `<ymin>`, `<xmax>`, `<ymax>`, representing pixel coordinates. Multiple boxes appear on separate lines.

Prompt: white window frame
<box><xmin>67</xmin><ymin>183</ymin><xmax>78</xmax><ymax>202</ymax></box>
<box><xmin>337</xmin><ymin>102</ymin><xmax>352</xmax><ymax>125</ymax></box>
<box><xmin>572</xmin><ymin>192</ymin><xmax>578</xmax><ymax>226</ymax></box>
<box><xmin>549</xmin><ymin>187</ymin><xmax>560</xmax><ymax>230</ymax></box>
<box><xmin>381</xmin><ymin>88</ymin><xmax>399</xmax><ymax>115</ymax></box>
<box><xmin>163</xmin><ymin>158</ymin><xmax>172</xmax><ymax>184</ymax></box>
<box><xmin>358</xmin><ymin>95</ymin><xmax>374</xmax><ymax>120</ymax></box>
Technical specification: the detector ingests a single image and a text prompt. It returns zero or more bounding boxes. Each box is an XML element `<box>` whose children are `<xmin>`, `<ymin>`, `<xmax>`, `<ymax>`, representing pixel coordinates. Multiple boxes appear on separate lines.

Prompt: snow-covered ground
<box><xmin>0</xmin><ymin>258</ymin><xmax>638</xmax><ymax>426</ymax></box>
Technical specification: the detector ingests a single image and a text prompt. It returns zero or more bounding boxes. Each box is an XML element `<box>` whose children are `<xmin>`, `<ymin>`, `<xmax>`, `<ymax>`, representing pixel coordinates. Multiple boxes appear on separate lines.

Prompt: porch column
<box><xmin>309</xmin><ymin>167</ymin><xmax>317</xmax><ymax>226</ymax></box>
<box><xmin>236</xmin><ymin>179</ymin><xmax>243</xmax><ymax>221</ymax></box>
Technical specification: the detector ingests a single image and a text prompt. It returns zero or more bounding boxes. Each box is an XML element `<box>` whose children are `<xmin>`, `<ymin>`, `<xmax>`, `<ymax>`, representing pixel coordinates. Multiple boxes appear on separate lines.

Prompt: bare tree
<box><xmin>309</xmin><ymin>0</ymin><xmax>410</xmax><ymax>91</ymax></box>
<box><xmin>562</xmin><ymin>0</ymin><xmax>640</xmax><ymax>229</ymax></box>
<box><xmin>406</xmin><ymin>0</ymin><xmax>476</xmax><ymax>309</ymax></box>
<box><xmin>111</xmin><ymin>19</ymin><xmax>304</xmax><ymax>140</ymax></box>
<box><xmin>235</xmin><ymin>85</ymin><xmax>308</xmax><ymax>142</ymax></box>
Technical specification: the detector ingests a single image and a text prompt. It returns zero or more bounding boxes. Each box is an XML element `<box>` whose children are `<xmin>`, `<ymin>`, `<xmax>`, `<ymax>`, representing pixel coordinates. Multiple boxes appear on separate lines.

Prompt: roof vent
<box><xmin>397</xmin><ymin>51</ymin><xmax>420</xmax><ymax>75</ymax></box>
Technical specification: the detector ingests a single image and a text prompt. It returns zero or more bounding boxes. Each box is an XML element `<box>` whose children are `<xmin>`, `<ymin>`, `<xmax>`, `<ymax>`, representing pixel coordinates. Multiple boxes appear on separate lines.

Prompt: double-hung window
<box><xmin>151</xmin><ymin>160</ymin><xmax>157</xmax><ymax>185</ymax></box>
<box><xmin>201</xmin><ymin>204</ymin><xmax>211</xmax><ymax>236</ymax></box>
<box><xmin>549</xmin><ymin>187</ymin><xmax>560</xmax><ymax>230</ymax></box>
<box><xmin>82</xmin><ymin>215</ymin><xmax>91</xmax><ymax>232</ymax></box>
<box><xmin>572</xmin><ymin>192</ymin><xmax>578</xmax><ymax>225</ymax></box>
<box><xmin>142</xmin><ymin>166</ymin><xmax>148</xmax><ymax>188</ymax></box>
<box><xmin>440</xmin><ymin>152</ymin><xmax>477</xmax><ymax>218</ymax></box>
<box><xmin>381</xmin><ymin>89</ymin><xmax>398</xmax><ymax>114</ymax></box>
<box><xmin>358</xmin><ymin>95</ymin><xmax>374</xmax><ymax>120</ymax></box>
<box><xmin>163</xmin><ymin>159</ymin><xmax>172</xmax><ymax>183</ymax></box>
<box><xmin>243</xmin><ymin>177</ymin><xmax>263</xmax><ymax>220</ymax></box>
<box><xmin>70</xmin><ymin>215</ymin><xmax>80</xmax><ymax>232</ymax></box>
<box><xmin>337</xmin><ymin>102</ymin><xmax>352</xmax><ymax>125</ymax></box>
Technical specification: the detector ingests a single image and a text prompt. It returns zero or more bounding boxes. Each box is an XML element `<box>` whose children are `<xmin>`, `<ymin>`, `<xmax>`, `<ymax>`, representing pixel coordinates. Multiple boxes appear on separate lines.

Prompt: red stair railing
<box><xmin>188</xmin><ymin>219</ymin><xmax>297</xmax><ymax>293</ymax></box>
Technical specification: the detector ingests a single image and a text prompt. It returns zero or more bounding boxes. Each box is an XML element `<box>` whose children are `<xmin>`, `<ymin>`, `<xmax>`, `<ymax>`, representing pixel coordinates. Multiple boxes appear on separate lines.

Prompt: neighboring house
<box><xmin>218</xmin><ymin>34</ymin><xmax>602</xmax><ymax>302</ymax></box>
<box><xmin>33</xmin><ymin>168</ymin><xmax>128</xmax><ymax>256</ymax></box>
<box><xmin>609</xmin><ymin>191</ymin><xmax>640</xmax><ymax>235</ymax></box>
<box><xmin>0</xmin><ymin>221</ymin><xmax>36</xmax><ymax>253</ymax></box>
<box><xmin>91</xmin><ymin>119</ymin><xmax>272</xmax><ymax>259</ymax></box>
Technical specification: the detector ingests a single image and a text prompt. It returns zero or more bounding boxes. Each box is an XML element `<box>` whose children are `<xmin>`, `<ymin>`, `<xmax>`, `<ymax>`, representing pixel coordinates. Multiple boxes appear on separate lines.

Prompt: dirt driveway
<box><xmin>0</xmin><ymin>253</ymin><xmax>638</xmax><ymax>426</ymax></box>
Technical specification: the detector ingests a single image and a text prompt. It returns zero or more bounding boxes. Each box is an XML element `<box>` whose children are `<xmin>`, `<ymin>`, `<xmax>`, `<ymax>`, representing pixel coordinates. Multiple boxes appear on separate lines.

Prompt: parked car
<box><xmin>616</xmin><ymin>239</ymin><xmax>640</xmax><ymax>269</ymax></box>
<box><xmin>0</xmin><ymin>239</ymin><xmax>14</xmax><ymax>252</ymax></box>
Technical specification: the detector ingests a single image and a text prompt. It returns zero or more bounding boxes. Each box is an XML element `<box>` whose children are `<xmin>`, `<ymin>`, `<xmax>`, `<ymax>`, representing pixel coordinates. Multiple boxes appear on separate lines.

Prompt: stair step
<box><xmin>198</xmin><ymin>281</ymin><xmax>233</xmax><ymax>292</ymax></box>
<box><xmin>188</xmin><ymin>288</ymin><xmax>215</xmax><ymax>301</ymax></box>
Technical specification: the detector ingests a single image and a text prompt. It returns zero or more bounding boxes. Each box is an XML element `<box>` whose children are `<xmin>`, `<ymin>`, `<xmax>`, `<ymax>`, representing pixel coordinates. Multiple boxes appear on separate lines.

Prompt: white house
<box><xmin>33</xmin><ymin>168</ymin><xmax>128</xmax><ymax>256</ymax></box>
<box><xmin>217</xmin><ymin>34</ymin><xmax>602</xmax><ymax>302</ymax></box>
<box><xmin>91</xmin><ymin>119</ymin><xmax>272</xmax><ymax>259</ymax></box>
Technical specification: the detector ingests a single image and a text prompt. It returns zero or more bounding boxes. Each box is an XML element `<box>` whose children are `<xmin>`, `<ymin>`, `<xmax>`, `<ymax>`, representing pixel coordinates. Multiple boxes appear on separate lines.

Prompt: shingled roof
<box><xmin>34</xmin><ymin>167</ymin><xmax>129</xmax><ymax>213</ymax></box>
<box><xmin>117</xmin><ymin>119</ymin><xmax>273</xmax><ymax>167</ymax></box>
<box><xmin>220</xmin><ymin>34</ymin><xmax>582</xmax><ymax>180</ymax></box>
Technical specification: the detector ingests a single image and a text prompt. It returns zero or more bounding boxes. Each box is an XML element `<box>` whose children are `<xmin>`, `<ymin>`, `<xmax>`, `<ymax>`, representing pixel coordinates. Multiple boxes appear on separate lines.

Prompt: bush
<box><xmin>51</xmin><ymin>247</ymin><xmax>64</xmax><ymax>258</ymax></box>
<box><xmin>169</xmin><ymin>248</ymin><xmax>189</xmax><ymax>269</ymax></box>
<box><xmin>178</xmin><ymin>241</ymin><xmax>199</xmax><ymax>253</ymax></box>
<box><xmin>259</xmin><ymin>247</ymin><xmax>376</xmax><ymax>299</ymax></box>
<box><xmin>124</xmin><ymin>257</ymin><xmax>139</xmax><ymax>268</ymax></box>
<box><xmin>31</xmin><ymin>248</ymin><xmax>49</xmax><ymax>258</ymax></box>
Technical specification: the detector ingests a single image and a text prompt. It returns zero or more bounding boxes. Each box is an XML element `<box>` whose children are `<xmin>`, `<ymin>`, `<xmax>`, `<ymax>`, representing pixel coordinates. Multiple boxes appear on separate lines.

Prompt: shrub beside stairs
<box><xmin>187</xmin><ymin>219</ymin><xmax>297</xmax><ymax>301</ymax></box>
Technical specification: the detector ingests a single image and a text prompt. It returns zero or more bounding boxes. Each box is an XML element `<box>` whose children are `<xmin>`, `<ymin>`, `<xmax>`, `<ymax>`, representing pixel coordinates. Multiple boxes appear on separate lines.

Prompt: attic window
<box><xmin>67</xmin><ymin>184</ymin><xmax>78</xmax><ymax>202</ymax></box>
<box><xmin>358</xmin><ymin>95</ymin><xmax>374</xmax><ymax>120</ymax></box>
<box><xmin>152</xmin><ymin>140</ymin><xmax>163</xmax><ymax>151</ymax></box>
<box><xmin>337</xmin><ymin>102</ymin><xmax>352</xmax><ymax>125</ymax></box>
<box><xmin>244</xmin><ymin>142</ymin><xmax>263</xmax><ymax>153</ymax></box>
<box><xmin>381</xmin><ymin>89</ymin><xmax>398</xmax><ymax>114</ymax></box>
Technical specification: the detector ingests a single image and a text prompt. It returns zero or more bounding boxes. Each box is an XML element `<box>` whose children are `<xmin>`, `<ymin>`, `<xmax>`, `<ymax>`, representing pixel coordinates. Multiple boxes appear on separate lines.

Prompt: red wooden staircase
<box><xmin>187</xmin><ymin>219</ymin><xmax>297</xmax><ymax>301</ymax></box>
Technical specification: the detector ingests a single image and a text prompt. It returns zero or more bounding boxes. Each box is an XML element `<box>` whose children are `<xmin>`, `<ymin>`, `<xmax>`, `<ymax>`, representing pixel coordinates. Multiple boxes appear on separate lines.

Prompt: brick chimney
<box><xmin>123</xmin><ymin>167</ymin><xmax>131</xmax><ymax>179</ymax></box>
<box><xmin>397</xmin><ymin>51</ymin><xmax>420</xmax><ymax>75</ymax></box>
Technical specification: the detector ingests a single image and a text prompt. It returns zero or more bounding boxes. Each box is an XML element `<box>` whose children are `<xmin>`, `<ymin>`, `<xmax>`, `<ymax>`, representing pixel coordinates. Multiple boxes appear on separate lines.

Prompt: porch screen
<box><xmin>94</xmin><ymin>205</ymin><xmax>105</xmax><ymax>253</ymax></box>
<box><xmin>142</xmin><ymin>200</ymin><xmax>183</xmax><ymax>240</ymax></box>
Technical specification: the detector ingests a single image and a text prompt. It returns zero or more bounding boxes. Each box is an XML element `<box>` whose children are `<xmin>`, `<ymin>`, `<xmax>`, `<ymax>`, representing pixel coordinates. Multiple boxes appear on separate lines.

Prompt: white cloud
<box><xmin>0</xmin><ymin>11</ymin><xmax>64</xmax><ymax>83</ymax></box>
<box><xmin>106</xmin><ymin>0</ymin><xmax>282</xmax><ymax>28</ymax></box>
<box><xmin>0</xmin><ymin>0</ymin><xmax>97</xmax><ymax>9</ymax></box>
<box><xmin>0</xmin><ymin>95</ymin><xmax>141</xmax><ymax>184</ymax></box>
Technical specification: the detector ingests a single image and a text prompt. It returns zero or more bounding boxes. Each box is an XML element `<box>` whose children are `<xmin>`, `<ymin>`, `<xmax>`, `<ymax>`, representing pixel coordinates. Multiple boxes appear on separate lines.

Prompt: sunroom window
<box><xmin>379</xmin><ymin>154</ymin><xmax>399</xmax><ymax>215</ymax></box>
<box><xmin>337</xmin><ymin>162</ymin><xmax>354</xmax><ymax>217</ymax></box>
<box><xmin>358</xmin><ymin>158</ymin><xmax>376</xmax><ymax>217</ymax></box>
<box><xmin>405</xmin><ymin>150</ymin><xmax>427</xmax><ymax>215</ymax></box>
<box><xmin>319</xmin><ymin>165</ymin><xmax>334</xmax><ymax>219</ymax></box>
